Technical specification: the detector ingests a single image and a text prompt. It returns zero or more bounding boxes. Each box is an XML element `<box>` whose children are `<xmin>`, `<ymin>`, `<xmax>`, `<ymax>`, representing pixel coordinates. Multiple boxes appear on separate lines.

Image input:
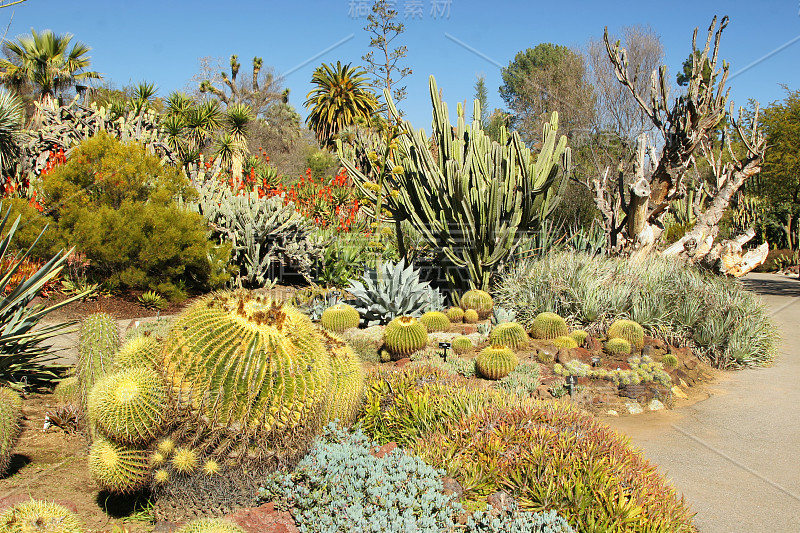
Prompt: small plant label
<box><xmin>565</xmin><ymin>375</ymin><xmax>578</xmax><ymax>385</ymax></box>
<box><xmin>438</xmin><ymin>342</ymin><xmax>451</xmax><ymax>359</ymax></box>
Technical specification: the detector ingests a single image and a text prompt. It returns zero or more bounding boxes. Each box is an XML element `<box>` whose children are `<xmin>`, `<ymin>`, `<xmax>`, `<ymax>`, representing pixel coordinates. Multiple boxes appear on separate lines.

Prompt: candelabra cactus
<box><xmin>320</xmin><ymin>304</ymin><xmax>361</xmax><ymax>332</ymax></box>
<box><xmin>607</xmin><ymin>319</ymin><xmax>645</xmax><ymax>348</ymax></box>
<box><xmin>463</xmin><ymin>309</ymin><xmax>479</xmax><ymax>324</ymax></box>
<box><xmin>446</xmin><ymin>307</ymin><xmax>464</xmax><ymax>322</ymax></box>
<box><xmin>0</xmin><ymin>500</ymin><xmax>85</xmax><ymax>533</ymax></box>
<box><xmin>76</xmin><ymin>313</ymin><xmax>120</xmax><ymax>410</ymax></box>
<box><xmin>605</xmin><ymin>338</ymin><xmax>632</xmax><ymax>355</ymax></box>
<box><xmin>0</xmin><ymin>387</ymin><xmax>22</xmax><ymax>476</ymax></box>
<box><xmin>113</xmin><ymin>336</ymin><xmax>161</xmax><ymax>371</ymax></box>
<box><xmin>530</xmin><ymin>312</ymin><xmax>568</xmax><ymax>340</ymax></box>
<box><xmin>383</xmin><ymin>316</ymin><xmax>428</xmax><ymax>357</ymax></box>
<box><xmin>488</xmin><ymin>322</ymin><xmax>528</xmax><ymax>350</ymax></box>
<box><xmin>475</xmin><ymin>345</ymin><xmax>519</xmax><ymax>380</ymax></box>
<box><xmin>552</xmin><ymin>336</ymin><xmax>579</xmax><ymax>349</ymax></box>
<box><xmin>451</xmin><ymin>336</ymin><xmax>473</xmax><ymax>354</ymax></box>
<box><xmin>420</xmin><ymin>311</ymin><xmax>450</xmax><ymax>332</ymax></box>
<box><xmin>88</xmin><ymin>436</ymin><xmax>151</xmax><ymax>493</ymax></box>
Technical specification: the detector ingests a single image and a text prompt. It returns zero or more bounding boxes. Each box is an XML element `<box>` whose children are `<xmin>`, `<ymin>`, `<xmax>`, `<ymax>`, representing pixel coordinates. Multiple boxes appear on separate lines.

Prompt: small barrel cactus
<box><xmin>607</xmin><ymin>319</ymin><xmax>645</xmax><ymax>348</ymax></box>
<box><xmin>88</xmin><ymin>367</ymin><xmax>166</xmax><ymax>445</ymax></box>
<box><xmin>536</xmin><ymin>349</ymin><xmax>555</xmax><ymax>364</ymax></box>
<box><xmin>552</xmin><ymin>336</ymin><xmax>578</xmax><ymax>349</ymax></box>
<box><xmin>321</xmin><ymin>304</ymin><xmax>361</xmax><ymax>332</ymax></box>
<box><xmin>53</xmin><ymin>376</ymin><xmax>79</xmax><ymax>404</ymax></box>
<box><xmin>569</xmin><ymin>330</ymin><xmax>589</xmax><ymax>346</ymax></box>
<box><xmin>605</xmin><ymin>338</ymin><xmax>632</xmax><ymax>355</ymax></box>
<box><xmin>529</xmin><ymin>312</ymin><xmax>569</xmax><ymax>340</ymax></box>
<box><xmin>662</xmin><ymin>354</ymin><xmax>679</xmax><ymax>368</ymax></box>
<box><xmin>451</xmin><ymin>336</ymin><xmax>473</xmax><ymax>354</ymax></box>
<box><xmin>460</xmin><ymin>289</ymin><xmax>494</xmax><ymax>319</ymax></box>
<box><xmin>0</xmin><ymin>387</ymin><xmax>22</xmax><ymax>476</ymax></box>
<box><xmin>0</xmin><ymin>500</ymin><xmax>84</xmax><ymax>533</ymax></box>
<box><xmin>113</xmin><ymin>336</ymin><xmax>161</xmax><ymax>371</ymax></box>
<box><xmin>420</xmin><ymin>311</ymin><xmax>451</xmax><ymax>332</ymax></box>
<box><xmin>475</xmin><ymin>345</ymin><xmax>519</xmax><ymax>380</ymax></box>
<box><xmin>488</xmin><ymin>322</ymin><xmax>528</xmax><ymax>350</ymax></box>
<box><xmin>463</xmin><ymin>309</ymin><xmax>479</xmax><ymax>324</ymax></box>
<box><xmin>176</xmin><ymin>518</ymin><xmax>247</xmax><ymax>533</ymax></box>
<box><xmin>76</xmin><ymin>312</ymin><xmax>120</xmax><ymax>410</ymax></box>
<box><xmin>383</xmin><ymin>316</ymin><xmax>428</xmax><ymax>357</ymax></box>
<box><xmin>171</xmin><ymin>447</ymin><xmax>199</xmax><ymax>474</ymax></box>
<box><xmin>445</xmin><ymin>307</ymin><xmax>464</xmax><ymax>323</ymax></box>
<box><xmin>320</xmin><ymin>332</ymin><xmax>366</xmax><ymax>427</ymax></box>
<box><xmin>89</xmin><ymin>436</ymin><xmax>151</xmax><ymax>493</ymax></box>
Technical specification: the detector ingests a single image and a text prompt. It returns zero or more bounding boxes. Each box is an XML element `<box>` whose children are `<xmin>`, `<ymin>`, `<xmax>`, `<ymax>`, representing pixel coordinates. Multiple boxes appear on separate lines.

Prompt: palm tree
<box><xmin>304</xmin><ymin>62</ymin><xmax>378</xmax><ymax>150</ymax></box>
<box><xmin>216</xmin><ymin>103</ymin><xmax>254</xmax><ymax>175</ymax></box>
<box><xmin>0</xmin><ymin>29</ymin><xmax>101</xmax><ymax>100</ymax></box>
<box><xmin>0</xmin><ymin>90</ymin><xmax>23</xmax><ymax>173</ymax></box>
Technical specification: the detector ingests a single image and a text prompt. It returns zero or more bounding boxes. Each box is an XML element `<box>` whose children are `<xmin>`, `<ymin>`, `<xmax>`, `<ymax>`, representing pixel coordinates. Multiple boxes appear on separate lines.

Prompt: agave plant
<box><xmin>0</xmin><ymin>204</ymin><xmax>91</xmax><ymax>390</ymax></box>
<box><xmin>346</xmin><ymin>260</ymin><xmax>442</xmax><ymax>325</ymax></box>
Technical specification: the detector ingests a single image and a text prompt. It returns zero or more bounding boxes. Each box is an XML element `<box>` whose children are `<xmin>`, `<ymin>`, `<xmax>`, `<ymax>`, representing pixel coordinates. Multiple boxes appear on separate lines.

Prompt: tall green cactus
<box><xmin>0</xmin><ymin>387</ymin><xmax>22</xmax><ymax>476</ymax></box>
<box><xmin>76</xmin><ymin>313</ymin><xmax>120</xmax><ymax>411</ymax></box>
<box><xmin>339</xmin><ymin>76</ymin><xmax>570</xmax><ymax>291</ymax></box>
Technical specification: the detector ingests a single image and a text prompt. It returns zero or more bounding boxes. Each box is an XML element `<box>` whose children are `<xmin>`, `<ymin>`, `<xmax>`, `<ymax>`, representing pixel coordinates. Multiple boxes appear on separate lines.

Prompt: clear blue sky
<box><xmin>6</xmin><ymin>0</ymin><xmax>800</xmax><ymax>131</ymax></box>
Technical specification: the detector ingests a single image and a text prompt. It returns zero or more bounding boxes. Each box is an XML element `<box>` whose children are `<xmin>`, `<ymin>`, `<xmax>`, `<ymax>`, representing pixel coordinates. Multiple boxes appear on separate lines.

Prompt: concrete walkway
<box><xmin>604</xmin><ymin>273</ymin><xmax>800</xmax><ymax>532</ymax></box>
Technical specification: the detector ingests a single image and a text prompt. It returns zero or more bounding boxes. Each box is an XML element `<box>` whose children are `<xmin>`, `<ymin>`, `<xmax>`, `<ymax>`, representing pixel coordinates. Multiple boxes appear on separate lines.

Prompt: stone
<box><xmin>228</xmin><ymin>502</ymin><xmax>300</xmax><ymax>533</ymax></box>
<box><xmin>606</xmin><ymin>409</ymin><xmax>619</xmax><ymax>417</ymax></box>
<box><xmin>371</xmin><ymin>441</ymin><xmax>398</xmax><ymax>459</ymax></box>
<box><xmin>625</xmin><ymin>401</ymin><xmax>644</xmax><ymax>415</ymax></box>
<box><xmin>671</xmin><ymin>385</ymin><xmax>689</xmax><ymax>400</ymax></box>
<box><xmin>568</xmin><ymin>347</ymin><xmax>594</xmax><ymax>365</ymax></box>
<box><xmin>683</xmin><ymin>358</ymin><xmax>698</xmax><ymax>370</ymax></box>
<box><xmin>648</xmin><ymin>399</ymin><xmax>665</xmax><ymax>411</ymax></box>
<box><xmin>442</xmin><ymin>477</ymin><xmax>464</xmax><ymax>499</ymax></box>
<box><xmin>585</xmin><ymin>336</ymin><xmax>603</xmax><ymax>352</ymax></box>
<box><xmin>533</xmin><ymin>384</ymin><xmax>552</xmax><ymax>400</ymax></box>
<box><xmin>486</xmin><ymin>490</ymin><xmax>515</xmax><ymax>512</ymax></box>
<box><xmin>395</xmin><ymin>358</ymin><xmax>411</xmax><ymax>368</ymax></box>
<box><xmin>644</xmin><ymin>336</ymin><xmax>667</xmax><ymax>350</ymax></box>
<box><xmin>461</xmin><ymin>324</ymin><xmax>477</xmax><ymax>335</ymax></box>
<box><xmin>642</xmin><ymin>345</ymin><xmax>655</xmax><ymax>357</ymax></box>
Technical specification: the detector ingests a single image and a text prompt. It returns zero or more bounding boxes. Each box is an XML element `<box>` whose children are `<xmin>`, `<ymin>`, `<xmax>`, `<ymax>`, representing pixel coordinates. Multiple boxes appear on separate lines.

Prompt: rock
<box><xmin>648</xmin><ymin>399</ymin><xmax>665</xmax><ymax>411</ymax></box>
<box><xmin>585</xmin><ymin>336</ymin><xmax>603</xmax><ymax>352</ymax></box>
<box><xmin>537</xmin><ymin>345</ymin><xmax>558</xmax><ymax>361</ymax></box>
<box><xmin>568</xmin><ymin>347</ymin><xmax>594</xmax><ymax>365</ymax></box>
<box><xmin>625</xmin><ymin>401</ymin><xmax>644</xmax><ymax>415</ymax></box>
<box><xmin>533</xmin><ymin>384</ymin><xmax>552</xmax><ymax>400</ymax></box>
<box><xmin>461</xmin><ymin>324</ymin><xmax>477</xmax><ymax>335</ymax></box>
<box><xmin>555</xmin><ymin>348</ymin><xmax>572</xmax><ymax>364</ymax></box>
<box><xmin>371</xmin><ymin>442</ymin><xmax>398</xmax><ymax>459</ymax></box>
<box><xmin>395</xmin><ymin>358</ymin><xmax>411</xmax><ymax>368</ymax></box>
<box><xmin>442</xmin><ymin>477</ymin><xmax>463</xmax><ymax>499</ymax></box>
<box><xmin>153</xmin><ymin>522</ymin><xmax>182</xmax><ymax>533</ymax></box>
<box><xmin>671</xmin><ymin>385</ymin><xmax>689</xmax><ymax>400</ymax></box>
<box><xmin>674</xmin><ymin>369</ymin><xmax>696</xmax><ymax>386</ymax></box>
<box><xmin>644</xmin><ymin>336</ymin><xmax>667</xmax><ymax>350</ymax></box>
<box><xmin>486</xmin><ymin>490</ymin><xmax>515</xmax><ymax>512</ymax></box>
<box><xmin>228</xmin><ymin>502</ymin><xmax>300</xmax><ymax>533</ymax></box>
<box><xmin>683</xmin><ymin>358</ymin><xmax>698</xmax><ymax>370</ymax></box>
<box><xmin>642</xmin><ymin>345</ymin><xmax>655</xmax><ymax>357</ymax></box>
<box><xmin>606</xmin><ymin>409</ymin><xmax>619</xmax><ymax>417</ymax></box>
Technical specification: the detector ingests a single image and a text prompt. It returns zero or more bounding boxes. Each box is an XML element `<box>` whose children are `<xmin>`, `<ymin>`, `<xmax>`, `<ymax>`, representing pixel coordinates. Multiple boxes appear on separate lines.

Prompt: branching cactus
<box><xmin>489</xmin><ymin>323</ymin><xmax>528</xmax><ymax>350</ymax></box>
<box><xmin>76</xmin><ymin>313</ymin><xmax>120</xmax><ymax>411</ymax></box>
<box><xmin>476</xmin><ymin>345</ymin><xmax>519</xmax><ymax>380</ymax></box>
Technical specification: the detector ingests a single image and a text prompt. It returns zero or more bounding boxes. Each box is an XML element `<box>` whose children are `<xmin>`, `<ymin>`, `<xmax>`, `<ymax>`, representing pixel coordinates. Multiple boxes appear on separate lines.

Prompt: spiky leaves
<box><xmin>383</xmin><ymin>316</ymin><xmax>428</xmax><ymax>358</ymax></box>
<box><xmin>530</xmin><ymin>312</ymin><xmax>568</xmax><ymax>340</ymax></box>
<box><xmin>476</xmin><ymin>345</ymin><xmax>519</xmax><ymax>380</ymax></box>
<box><xmin>0</xmin><ymin>387</ymin><xmax>22</xmax><ymax>476</ymax></box>
<box><xmin>89</xmin><ymin>436</ymin><xmax>150</xmax><ymax>493</ymax></box>
<box><xmin>420</xmin><ymin>311</ymin><xmax>450</xmax><ymax>332</ymax></box>
<box><xmin>321</xmin><ymin>304</ymin><xmax>361</xmax><ymax>332</ymax></box>
<box><xmin>88</xmin><ymin>367</ymin><xmax>165</xmax><ymax>445</ymax></box>
<box><xmin>461</xmin><ymin>290</ymin><xmax>494</xmax><ymax>319</ymax></box>
<box><xmin>607</xmin><ymin>319</ymin><xmax>645</xmax><ymax>348</ymax></box>
<box><xmin>489</xmin><ymin>323</ymin><xmax>528</xmax><ymax>350</ymax></box>
<box><xmin>0</xmin><ymin>500</ymin><xmax>85</xmax><ymax>533</ymax></box>
<box><xmin>451</xmin><ymin>336</ymin><xmax>473</xmax><ymax>354</ymax></box>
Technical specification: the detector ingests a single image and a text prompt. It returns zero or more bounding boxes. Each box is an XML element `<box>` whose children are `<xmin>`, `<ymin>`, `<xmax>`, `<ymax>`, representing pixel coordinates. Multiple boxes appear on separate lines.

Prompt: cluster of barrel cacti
<box><xmin>0</xmin><ymin>387</ymin><xmax>22</xmax><ymax>476</ymax></box>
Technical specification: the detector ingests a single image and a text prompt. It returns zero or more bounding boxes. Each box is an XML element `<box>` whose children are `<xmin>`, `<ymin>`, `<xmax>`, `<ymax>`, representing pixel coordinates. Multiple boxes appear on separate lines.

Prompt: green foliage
<box><xmin>0</xmin><ymin>198</ymin><xmax>61</xmax><ymax>259</ymax></box>
<box><xmin>138</xmin><ymin>290</ymin><xmax>167</xmax><ymax>310</ymax></box>
<box><xmin>382</xmin><ymin>316</ymin><xmax>427</xmax><ymax>357</ymax></box>
<box><xmin>489</xmin><ymin>322</ymin><xmax>528</xmax><ymax>350</ymax></box>
<box><xmin>88</xmin><ymin>436</ymin><xmax>151</xmax><ymax>494</ymax></box>
<box><xmin>495</xmin><ymin>252</ymin><xmax>779</xmax><ymax>368</ymax></box>
<box><xmin>175</xmin><ymin>518</ymin><xmax>246</xmax><ymax>533</ymax></box>
<box><xmin>608</xmin><ymin>319</ymin><xmax>645</xmax><ymax>349</ymax></box>
<box><xmin>0</xmin><ymin>500</ymin><xmax>85</xmax><ymax>533</ymax></box>
<box><xmin>530</xmin><ymin>312</ymin><xmax>568</xmax><ymax>340</ymax></box>
<box><xmin>446</xmin><ymin>307</ymin><xmax>464</xmax><ymax>322</ymax></box>
<box><xmin>452</xmin><ymin>335</ymin><xmax>474</xmax><ymax>354</ymax></box>
<box><xmin>605</xmin><ymin>338</ymin><xmax>632</xmax><ymax>355</ymax></box>
<box><xmin>420</xmin><ymin>311</ymin><xmax>450</xmax><ymax>332</ymax></box>
<box><xmin>496</xmin><ymin>362</ymin><xmax>540</xmax><ymax>398</ymax></box>
<box><xmin>320</xmin><ymin>304</ymin><xmax>361</xmax><ymax>332</ymax></box>
<box><xmin>461</xmin><ymin>289</ymin><xmax>494</xmax><ymax>319</ymax></box>
<box><xmin>416</xmin><ymin>402</ymin><xmax>696</xmax><ymax>532</ymax></box>
<box><xmin>552</xmin><ymin>336</ymin><xmax>578</xmax><ymax>349</ymax></box>
<box><xmin>476</xmin><ymin>345</ymin><xmax>518</xmax><ymax>380</ymax></box>
<box><xmin>0</xmin><ymin>387</ymin><xmax>22</xmax><ymax>476</ymax></box>
<box><xmin>53</xmin><ymin>376</ymin><xmax>79</xmax><ymax>404</ymax></box>
<box><xmin>76</xmin><ymin>312</ymin><xmax>119</xmax><ymax>410</ymax></box>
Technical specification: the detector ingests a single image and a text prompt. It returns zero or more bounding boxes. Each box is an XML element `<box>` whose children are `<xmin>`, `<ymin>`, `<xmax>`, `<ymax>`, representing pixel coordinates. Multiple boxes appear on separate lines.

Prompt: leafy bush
<box><xmin>495</xmin><ymin>252</ymin><xmax>778</xmax><ymax>368</ymax></box>
<box><xmin>415</xmin><ymin>402</ymin><xmax>697</xmax><ymax>533</ymax></box>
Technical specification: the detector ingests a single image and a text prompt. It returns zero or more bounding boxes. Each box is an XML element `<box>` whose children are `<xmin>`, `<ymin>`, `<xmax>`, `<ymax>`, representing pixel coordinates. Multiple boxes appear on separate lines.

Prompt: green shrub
<box><xmin>0</xmin><ymin>198</ymin><xmax>62</xmax><ymax>259</ymax></box>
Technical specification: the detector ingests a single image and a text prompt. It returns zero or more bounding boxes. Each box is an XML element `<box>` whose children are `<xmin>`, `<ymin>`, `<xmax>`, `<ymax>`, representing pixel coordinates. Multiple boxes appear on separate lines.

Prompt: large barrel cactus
<box><xmin>76</xmin><ymin>313</ymin><xmax>120</xmax><ymax>410</ymax></box>
<box><xmin>476</xmin><ymin>345</ymin><xmax>518</xmax><ymax>380</ymax></box>
<box><xmin>113</xmin><ymin>336</ymin><xmax>161</xmax><ymax>371</ymax></box>
<box><xmin>320</xmin><ymin>304</ymin><xmax>361</xmax><ymax>332</ymax></box>
<box><xmin>488</xmin><ymin>322</ymin><xmax>528</xmax><ymax>349</ymax></box>
<box><xmin>88</xmin><ymin>436</ymin><xmax>151</xmax><ymax>493</ymax></box>
<box><xmin>607</xmin><ymin>319</ymin><xmax>645</xmax><ymax>349</ymax></box>
<box><xmin>460</xmin><ymin>290</ymin><xmax>494</xmax><ymax>319</ymax></box>
<box><xmin>383</xmin><ymin>316</ymin><xmax>428</xmax><ymax>358</ymax></box>
<box><xmin>530</xmin><ymin>312</ymin><xmax>568</xmax><ymax>340</ymax></box>
<box><xmin>420</xmin><ymin>311</ymin><xmax>450</xmax><ymax>332</ymax></box>
<box><xmin>0</xmin><ymin>500</ymin><xmax>85</xmax><ymax>533</ymax></box>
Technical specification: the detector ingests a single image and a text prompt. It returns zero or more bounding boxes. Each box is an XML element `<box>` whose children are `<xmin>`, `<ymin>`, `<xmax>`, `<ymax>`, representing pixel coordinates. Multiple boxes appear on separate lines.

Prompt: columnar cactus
<box><xmin>420</xmin><ymin>311</ymin><xmax>451</xmax><ymax>332</ymax></box>
<box><xmin>446</xmin><ymin>307</ymin><xmax>464</xmax><ymax>323</ymax></box>
<box><xmin>321</xmin><ymin>304</ymin><xmax>361</xmax><ymax>332</ymax></box>
<box><xmin>320</xmin><ymin>332</ymin><xmax>365</xmax><ymax>427</ymax></box>
<box><xmin>383</xmin><ymin>316</ymin><xmax>428</xmax><ymax>357</ymax></box>
<box><xmin>488</xmin><ymin>322</ymin><xmax>528</xmax><ymax>350</ymax></box>
<box><xmin>451</xmin><ymin>336</ymin><xmax>473</xmax><ymax>354</ymax></box>
<box><xmin>552</xmin><ymin>336</ymin><xmax>579</xmax><ymax>349</ymax></box>
<box><xmin>76</xmin><ymin>313</ymin><xmax>120</xmax><ymax>410</ymax></box>
<box><xmin>0</xmin><ymin>500</ymin><xmax>85</xmax><ymax>533</ymax></box>
<box><xmin>607</xmin><ymin>319</ymin><xmax>645</xmax><ymax>348</ymax></box>
<box><xmin>463</xmin><ymin>309</ymin><xmax>479</xmax><ymax>324</ymax></box>
<box><xmin>530</xmin><ymin>312</ymin><xmax>568</xmax><ymax>340</ymax></box>
<box><xmin>88</xmin><ymin>436</ymin><xmax>151</xmax><ymax>493</ymax></box>
<box><xmin>605</xmin><ymin>338</ymin><xmax>632</xmax><ymax>355</ymax></box>
<box><xmin>569</xmin><ymin>330</ymin><xmax>589</xmax><ymax>346</ymax></box>
<box><xmin>475</xmin><ymin>345</ymin><xmax>519</xmax><ymax>380</ymax></box>
<box><xmin>0</xmin><ymin>387</ymin><xmax>22</xmax><ymax>476</ymax></box>
<box><xmin>53</xmin><ymin>376</ymin><xmax>79</xmax><ymax>404</ymax></box>
<box><xmin>460</xmin><ymin>290</ymin><xmax>494</xmax><ymax>319</ymax></box>
<box><xmin>113</xmin><ymin>336</ymin><xmax>161</xmax><ymax>371</ymax></box>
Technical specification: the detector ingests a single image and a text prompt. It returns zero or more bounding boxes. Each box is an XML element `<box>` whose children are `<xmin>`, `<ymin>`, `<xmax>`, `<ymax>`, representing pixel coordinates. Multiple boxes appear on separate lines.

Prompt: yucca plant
<box><xmin>0</xmin><ymin>205</ymin><xmax>91</xmax><ymax>390</ymax></box>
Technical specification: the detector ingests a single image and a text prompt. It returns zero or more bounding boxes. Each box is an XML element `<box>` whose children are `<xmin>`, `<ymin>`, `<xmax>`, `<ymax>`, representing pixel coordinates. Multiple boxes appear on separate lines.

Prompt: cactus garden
<box><xmin>0</xmin><ymin>3</ymin><xmax>796</xmax><ymax>532</ymax></box>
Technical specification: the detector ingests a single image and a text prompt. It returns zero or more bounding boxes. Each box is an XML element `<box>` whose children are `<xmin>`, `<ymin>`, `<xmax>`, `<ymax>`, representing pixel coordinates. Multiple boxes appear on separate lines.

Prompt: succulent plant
<box><xmin>529</xmin><ymin>312</ymin><xmax>568</xmax><ymax>340</ymax></box>
<box><xmin>175</xmin><ymin>518</ymin><xmax>247</xmax><ymax>533</ymax></box>
<box><xmin>552</xmin><ymin>336</ymin><xmax>578</xmax><ymax>349</ymax></box>
<box><xmin>605</xmin><ymin>338</ymin><xmax>632</xmax><ymax>355</ymax></box>
<box><xmin>536</xmin><ymin>350</ymin><xmax>555</xmax><ymax>364</ymax></box>
<box><xmin>53</xmin><ymin>376</ymin><xmax>79</xmax><ymax>404</ymax></box>
<box><xmin>460</xmin><ymin>289</ymin><xmax>494</xmax><ymax>319</ymax></box>
<box><xmin>0</xmin><ymin>500</ymin><xmax>85</xmax><ymax>533</ymax></box>
<box><xmin>451</xmin><ymin>336</ymin><xmax>473</xmax><ymax>354</ymax></box>
<box><xmin>202</xmin><ymin>459</ymin><xmax>221</xmax><ymax>476</ymax></box>
<box><xmin>154</xmin><ymin>468</ymin><xmax>169</xmax><ymax>484</ymax></box>
<box><xmin>569</xmin><ymin>330</ymin><xmax>589</xmax><ymax>346</ymax></box>
<box><xmin>383</xmin><ymin>316</ymin><xmax>428</xmax><ymax>357</ymax></box>
<box><xmin>420</xmin><ymin>311</ymin><xmax>451</xmax><ymax>332</ymax></box>
<box><xmin>88</xmin><ymin>436</ymin><xmax>151</xmax><ymax>493</ymax></box>
<box><xmin>489</xmin><ymin>322</ymin><xmax>528</xmax><ymax>350</ymax></box>
<box><xmin>87</xmin><ymin>367</ymin><xmax>166</xmax><ymax>445</ymax></box>
<box><xmin>112</xmin><ymin>336</ymin><xmax>161</xmax><ymax>371</ymax></box>
<box><xmin>662</xmin><ymin>354</ymin><xmax>679</xmax><ymax>368</ymax></box>
<box><xmin>476</xmin><ymin>345</ymin><xmax>519</xmax><ymax>380</ymax></box>
<box><xmin>320</xmin><ymin>304</ymin><xmax>361</xmax><ymax>332</ymax></box>
<box><xmin>445</xmin><ymin>307</ymin><xmax>464</xmax><ymax>323</ymax></box>
<box><xmin>76</xmin><ymin>313</ymin><xmax>120</xmax><ymax>410</ymax></box>
<box><xmin>320</xmin><ymin>332</ymin><xmax>365</xmax><ymax>427</ymax></box>
<box><xmin>463</xmin><ymin>309</ymin><xmax>479</xmax><ymax>324</ymax></box>
<box><xmin>171</xmin><ymin>447</ymin><xmax>199</xmax><ymax>474</ymax></box>
<box><xmin>607</xmin><ymin>319</ymin><xmax>645</xmax><ymax>349</ymax></box>
<box><xmin>491</xmin><ymin>306</ymin><xmax>516</xmax><ymax>325</ymax></box>
<box><xmin>0</xmin><ymin>387</ymin><xmax>22</xmax><ymax>476</ymax></box>
<box><xmin>346</xmin><ymin>260</ymin><xmax>442</xmax><ymax>325</ymax></box>
<box><xmin>157</xmin><ymin>437</ymin><xmax>176</xmax><ymax>456</ymax></box>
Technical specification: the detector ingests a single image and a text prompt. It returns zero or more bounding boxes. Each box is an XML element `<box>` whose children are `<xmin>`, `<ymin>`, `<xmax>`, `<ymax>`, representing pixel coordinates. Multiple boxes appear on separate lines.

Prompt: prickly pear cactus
<box><xmin>113</xmin><ymin>336</ymin><xmax>161</xmax><ymax>371</ymax></box>
<box><xmin>529</xmin><ymin>312</ymin><xmax>568</xmax><ymax>340</ymax></box>
<box><xmin>460</xmin><ymin>290</ymin><xmax>494</xmax><ymax>319</ymax></box>
<box><xmin>476</xmin><ymin>345</ymin><xmax>518</xmax><ymax>380</ymax></box>
<box><xmin>88</xmin><ymin>436</ymin><xmax>151</xmax><ymax>494</ymax></box>
<box><xmin>488</xmin><ymin>322</ymin><xmax>528</xmax><ymax>349</ymax></box>
<box><xmin>383</xmin><ymin>316</ymin><xmax>428</xmax><ymax>357</ymax></box>
<box><xmin>607</xmin><ymin>319</ymin><xmax>644</xmax><ymax>348</ymax></box>
<box><xmin>420</xmin><ymin>311</ymin><xmax>450</xmax><ymax>333</ymax></box>
<box><xmin>0</xmin><ymin>500</ymin><xmax>85</xmax><ymax>533</ymax></box>
<box><xmin>463</xmin><ymin>309</ymin><xmax>479</xmax><ymax>324</ymax></box>
<box><xmin>605</xmin><ymin>338</ymin><xmax>632</xmax><ymax>355</ymax></box>
<box><xmin>445</xmin><ymin>307</ymin><xmax>464</xmax><ymax>323</ymax></box>
<box><xmin>320</xmin><ymin>304</ymin><xmax>361</xmax><ymax>332</ymax></box>
<box><xmin>0</xmin><ymin>387</ymin><xmax>22</xmax><ymax>476</ymax></box>
<box><xmin>552</xmin><ymin>336</ymin><xmax>578</xmax><ymax>349</ymax></box>
<box><xmin>76</xmin><ymin>313</ymin><xmax>120</xmax><ymax>410</ymax></box>
<box><xmin>451</xmin><ymin>336</ymin><xmax>473</xmax><ymax>354</ymax></box>
<box><xmin>319</xmin><ymin>332</ymin><xmax>365</xmax><ymax>427</ymax></box>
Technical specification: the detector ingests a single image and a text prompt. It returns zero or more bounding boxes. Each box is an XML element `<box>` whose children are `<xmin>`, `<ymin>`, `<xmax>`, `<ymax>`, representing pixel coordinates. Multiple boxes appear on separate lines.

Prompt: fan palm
<box><xmin>305</xmin><ymin>61</ymin><xmax>378</xmax><ymax>150</ymax></box>
<box><xmin>0</xmin><ymin>90</ymin><xmax>23</xmax><ymax>174</ymax></box>
<box><xmin>0</xmin><ymin>29</ymin><xmax>102</xmax><ymax>100</ymax></box>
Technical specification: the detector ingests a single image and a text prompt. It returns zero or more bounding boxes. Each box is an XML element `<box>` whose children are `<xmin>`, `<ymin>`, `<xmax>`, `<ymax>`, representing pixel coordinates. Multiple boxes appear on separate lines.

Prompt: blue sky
<box><xmin>6</xmin><ymin>0</ymin><xmax>800</xmax><ymax>130</ymax></box>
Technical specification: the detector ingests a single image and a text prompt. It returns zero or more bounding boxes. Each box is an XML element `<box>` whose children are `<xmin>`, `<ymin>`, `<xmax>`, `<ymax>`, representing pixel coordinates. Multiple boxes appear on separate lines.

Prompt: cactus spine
<box><xmin>446</xmin><ymin>307</ymin><xmax>464</xmax><ymax>322</ymax></box>
<box><xmin>320</xmin><ymin>304</ymin><xmax>360</xmax><ymax>332</ymax></box>
<box><xmin>88</xmin><ymin>436</ymin><xmax>151</xmax><ymax>493</ymax></box>
<box><xmin>113</xmin><ymin>336</ymin><xmax>160</xmax><ymax>371</ymax></box>
<box><xmin>488</xmin><ymin>322</ymin><xmax>528</xmax><ymax>349</ymax></box>
<box><xmin>569</xmin><ymin>330</ymin><xmax>589</xmax><ymax>346</ymax></box>
<box><xmin>607</xmin><ymin>319</ymin><xmax>645</xmax><ymax>348</ymax></box>
<box><xmin>0</xmin><ymin>388</ymin><xmax>22</xmax><ymax>476</ymax></box>
<box><xmin>53</xmin><ymin>376</ymin><xmax>79</xmax><ymax>404</ymax></box>
<box><xmin>76</xmin><ymin>313</ymin><xmax>120</xmax><ymax>410</ymax></box>
<box><xmin>320</xmin><ymin>332</ymin><xmax>365</xmax><ymax>427</ymax></box>
<box><xmin>530</xmin><ymin>312</ymin><xmax>568</xmax><ymax>340</ymax></box>
<box><xmin>460</xmin><ymin>290</ymin><xmax>494</xmax><ymax>319</ymax></box>
<box><xmin>463</xmin><ymin>309</ymin><xmax>479</xmax><ymax>324</ymax></box>
<box><xmin>605</xmin><ymin>338</ymin><xmax>632</xmax><ymax>355</ymax></box>
<box><xmin>552</xmin><ymin>336</ymin><xmax>578</xmax><ymax>349</ymax></box>
<box><xmin>0</xmin><ymin>500</ymin><xmax>84</xmax><ymax>533</ymax></box>
<box><xmin>451</xmin><ymin>336</ymin><xmax>473</xmax><ymax>354</ymax></box>
<box><xmin>175</xmin><ymin>518</ymin><xmax>247</xmax><ymax>533</ymax></box>
<box><xmin>476</xmin><ymin>345</ymin><xmax>518</xmax><ymax>380</ymax></box>
<box><xmin>662</xmin><ymin>354</ymin><xmax>679</xmax><ymax>368</ymax></box>
<box><xmin>383</xmin><ymin>316</ymin><xmax>428</xmax><ymax>357</ymax></box>
<box><xmin>420</xmin><ymin>311</ymin><xmax>451</xmax><ymax>332</ymax></box>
